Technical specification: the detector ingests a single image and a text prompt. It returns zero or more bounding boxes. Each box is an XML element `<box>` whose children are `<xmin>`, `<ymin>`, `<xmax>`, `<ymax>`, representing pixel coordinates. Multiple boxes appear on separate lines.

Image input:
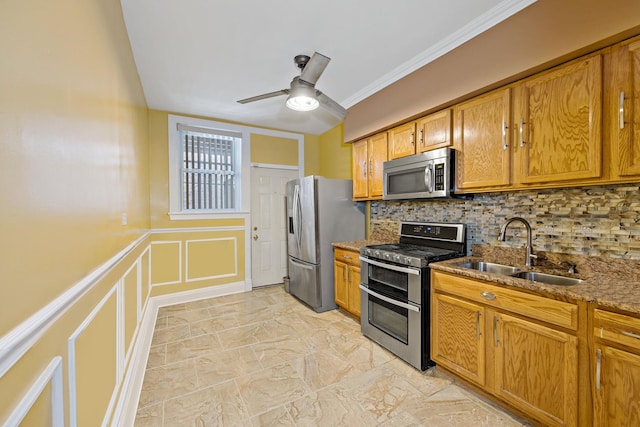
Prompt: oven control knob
<box><xmin>393</xmin><ymin>254</ymin><xmax>401</xmax><ymax>262</ymax></box>
<box><xmin>374</xmin><ymin>251</ymin><xmax>380</xmax><ymax>257</ymax></box>
<box><xmin>383</xmin><ymin>253</ymin><xmax>390</xmax><ymax>260</ymax></box>
<box><xmin>403</xmin><ymin>257</ymin><xmax>411</xmax><ymax>265</ymax></box>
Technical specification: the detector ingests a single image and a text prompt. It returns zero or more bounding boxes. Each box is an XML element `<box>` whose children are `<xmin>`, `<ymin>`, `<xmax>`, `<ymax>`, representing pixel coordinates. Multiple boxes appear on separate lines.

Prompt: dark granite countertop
<box><xmin>430</xmin><ymin>244</ymin><xmax>640</xmax><ymax>316</ymax></box>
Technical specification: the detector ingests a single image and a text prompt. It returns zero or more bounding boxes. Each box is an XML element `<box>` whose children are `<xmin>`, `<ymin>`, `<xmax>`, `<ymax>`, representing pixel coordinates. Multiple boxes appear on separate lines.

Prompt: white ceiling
<box><xmin>121</xmin><ymin>0</ymin><xmax>536</xmax><ymax>135</ymax></box>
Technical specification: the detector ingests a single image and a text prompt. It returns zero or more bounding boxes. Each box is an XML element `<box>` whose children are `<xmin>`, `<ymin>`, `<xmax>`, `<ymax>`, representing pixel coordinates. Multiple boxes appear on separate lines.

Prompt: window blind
<box><xmin>179</xmin><ymin>129</ymin><xmax>239</xmax><ymax>210</ymax></box>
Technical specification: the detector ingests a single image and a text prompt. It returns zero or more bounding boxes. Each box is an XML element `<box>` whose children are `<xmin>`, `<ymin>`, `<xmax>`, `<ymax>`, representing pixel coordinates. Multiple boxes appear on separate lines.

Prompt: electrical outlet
<box><xmin>121</xmin><ymin>213</ymin><xmax>127</xmax><ymax>226</ymax></box>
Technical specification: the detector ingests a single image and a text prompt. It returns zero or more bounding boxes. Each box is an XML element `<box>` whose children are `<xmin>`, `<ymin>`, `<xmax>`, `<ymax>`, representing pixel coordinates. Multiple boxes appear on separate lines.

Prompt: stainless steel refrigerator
<box><xmin>286</xmin><ymin>176</ymin><xmax>365</xmax><ymax>312</ymax></box>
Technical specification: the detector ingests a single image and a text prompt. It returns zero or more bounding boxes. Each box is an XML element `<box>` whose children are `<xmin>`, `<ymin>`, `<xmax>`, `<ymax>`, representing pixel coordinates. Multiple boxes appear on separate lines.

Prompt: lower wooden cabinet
<box><xmin>431</xmin><ymin>270</ymin><xmax>579</xmax><ymax>426</ymax></box>
<box><xmin>432</xmin><ymin>293</ymin><xmax>486</xmax><ymax>386</ymax></box>
<box><xmin>592</xmin><ymin>308</ymin><xmax>640</xmax><ymax>426</ymax></box>
<box><xmin>333</xmin><ymin>248</ymin><xmax>361</xmax><ymax>317</ymax></box>
<box><xmin>494</xmin><ymin>312</ymin><xmax>578</xmax><ymax>426</ymax></box>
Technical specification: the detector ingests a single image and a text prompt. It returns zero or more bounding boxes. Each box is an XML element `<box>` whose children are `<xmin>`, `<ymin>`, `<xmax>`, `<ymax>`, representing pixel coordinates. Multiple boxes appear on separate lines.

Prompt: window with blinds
<box><xmin>178</xmin><ymin>125</ymin><xmax>241</xmax><ymax>211</ymax></box>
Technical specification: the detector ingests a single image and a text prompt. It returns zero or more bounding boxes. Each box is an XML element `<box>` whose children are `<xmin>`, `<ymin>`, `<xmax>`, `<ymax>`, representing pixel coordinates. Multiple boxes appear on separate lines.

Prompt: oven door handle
<box><xmin>359</xmin><ymin>256</ymin><xmax>421</xmax><ymax>276</ymax></box>
<box><xmin>359</xmin><ymin>285</ymin><xmax>421</xmax><ymax>313</ymax></box>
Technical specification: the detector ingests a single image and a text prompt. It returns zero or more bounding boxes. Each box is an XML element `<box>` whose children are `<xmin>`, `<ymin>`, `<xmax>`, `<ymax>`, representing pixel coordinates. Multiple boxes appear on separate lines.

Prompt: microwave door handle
<box><xmin>359</xmin><ymin>285</ymin><xmax>421</xmax><ymax>313</ymax></box>
<box><xmin>424</xmin><ymin>163</ymin><xmax>434</xmax><ymax>193</ymax></box>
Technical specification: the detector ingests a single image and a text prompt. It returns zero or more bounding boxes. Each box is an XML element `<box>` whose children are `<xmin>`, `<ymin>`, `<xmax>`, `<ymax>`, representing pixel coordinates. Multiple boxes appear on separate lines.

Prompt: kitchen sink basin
<box><xmin>456</xmin><ymin>261</ymin><xmax>521</xmax><ymax>276</ymax></box>
<box><xmin>511</xmin><ymin>271</ymin><xmax>583</xmax><ymax>286</ymax></box>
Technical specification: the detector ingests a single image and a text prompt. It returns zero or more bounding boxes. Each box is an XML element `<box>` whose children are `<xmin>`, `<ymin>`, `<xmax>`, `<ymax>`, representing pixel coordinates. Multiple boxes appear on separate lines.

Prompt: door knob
<box><xmin>253</xmin><ymin>235</ymin><xmax>258</xmax><ymax>240</ymax></box>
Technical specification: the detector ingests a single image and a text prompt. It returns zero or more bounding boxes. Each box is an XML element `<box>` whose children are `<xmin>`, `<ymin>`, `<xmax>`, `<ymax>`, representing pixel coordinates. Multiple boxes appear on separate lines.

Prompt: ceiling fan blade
<box><xmin>237</xmin><ymin>89</ymin><xmax>289</xmax><ymax>104</ymax></box>
<box><xmin>316</xmin><ymin>91</ymin><xmax>347</xmax><ymax>120</ymax></box>
<box><xmin>299</xmin><ymin>52</ymin><xmax>330</xmax><ymax>85</ymax></box>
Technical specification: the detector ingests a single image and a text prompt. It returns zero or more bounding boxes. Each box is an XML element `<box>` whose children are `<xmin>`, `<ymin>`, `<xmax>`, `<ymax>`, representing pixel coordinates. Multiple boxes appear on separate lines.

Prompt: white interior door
<box><xmin>250</xmin><ymin>166</ymin><xmax>299</xmax><ymax>287</ymax></box>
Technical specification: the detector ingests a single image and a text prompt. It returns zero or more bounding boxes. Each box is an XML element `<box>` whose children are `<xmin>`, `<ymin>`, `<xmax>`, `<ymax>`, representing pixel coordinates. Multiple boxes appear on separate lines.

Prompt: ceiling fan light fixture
<box><xmin>286</xmin><ymin>94</ymin><xmax>319</xmax><ymax>111</ymax></box>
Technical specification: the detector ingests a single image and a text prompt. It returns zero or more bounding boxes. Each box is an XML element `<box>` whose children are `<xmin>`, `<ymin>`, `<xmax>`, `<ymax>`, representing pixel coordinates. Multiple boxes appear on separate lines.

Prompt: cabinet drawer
<box><xmin>334</xmin><ymin>248</ymin><xmax>359</xmax><ymax>266</ymax></box>
<box><xmin>594</xmin><ymin>309</ymin><xmax>640</xmax><ymax>351</ymax></box>
<box><xmin>432</xmin><ymin>270</ymin><xmax>578</xmax><ymax>330</ymax></box>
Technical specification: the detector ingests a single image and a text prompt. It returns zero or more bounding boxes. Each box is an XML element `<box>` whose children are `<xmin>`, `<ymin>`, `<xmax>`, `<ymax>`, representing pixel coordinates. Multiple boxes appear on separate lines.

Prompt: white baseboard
<box><xmin>111</xmin><ymin>281</ymin><xmax>247</xmax><ymax>427</ymax></box>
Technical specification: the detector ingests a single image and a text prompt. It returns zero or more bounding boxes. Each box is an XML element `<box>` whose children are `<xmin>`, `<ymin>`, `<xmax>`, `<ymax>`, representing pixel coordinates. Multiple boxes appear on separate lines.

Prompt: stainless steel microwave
<box><xmin>383</xmin><ymin>147</ymin><xmax>455</xmax><ymax>200</ymax></box>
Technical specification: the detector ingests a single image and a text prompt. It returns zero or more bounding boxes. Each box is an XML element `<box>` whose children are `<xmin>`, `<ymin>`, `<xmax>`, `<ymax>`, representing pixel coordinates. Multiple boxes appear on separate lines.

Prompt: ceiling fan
<box><xmin>237</xmin><ymin>52</ymin><xmax>347</xmax><ymax>120</ymax></box>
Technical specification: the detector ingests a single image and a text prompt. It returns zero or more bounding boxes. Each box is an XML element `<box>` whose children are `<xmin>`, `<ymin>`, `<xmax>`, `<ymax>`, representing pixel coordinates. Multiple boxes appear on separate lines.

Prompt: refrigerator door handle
<box><xmin>290</xmin><ymin>258</ymin><xmax>314</xmax><ymax>270</ymax></box>
<box><xmin>293</xmin><ymin>184</ymin><xmax>302</xmax><ymax>249</ymax></box>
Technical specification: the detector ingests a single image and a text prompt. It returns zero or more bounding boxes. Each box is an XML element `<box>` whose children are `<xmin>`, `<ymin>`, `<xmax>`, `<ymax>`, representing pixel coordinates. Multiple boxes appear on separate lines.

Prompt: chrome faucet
<box><xmin>497</xmin><ymin>217</ymin><xmax>536</xmax><ymax>267</ymax></box>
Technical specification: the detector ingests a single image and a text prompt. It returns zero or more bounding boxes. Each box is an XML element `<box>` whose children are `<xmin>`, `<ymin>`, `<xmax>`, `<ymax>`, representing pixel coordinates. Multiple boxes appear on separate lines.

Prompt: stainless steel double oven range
<box><xmin>359</xmin><ymin>222</ymin><xmax>466</xmax><ymax>370</ymax></box>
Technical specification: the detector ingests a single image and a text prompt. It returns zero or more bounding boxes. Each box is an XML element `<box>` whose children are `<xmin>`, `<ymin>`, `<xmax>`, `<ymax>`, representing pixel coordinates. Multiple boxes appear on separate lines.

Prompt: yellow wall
<box><xmin>0</xmin><ymin>0</ymin><xmax>349</xmax><ymax>424</ymax></box>
<box><xmin>0</xmin><ymin>0</ymin><xmax>150</xmax><ymax>424</ymax></box>
<box><xmin>0</xmin><ymin>0</ymin><xmax>150</xmax><ymax>336</ymax></box>
<box><xmin>319</xmin><ymin>124</ymin><xmax>352</xmax><ymax>179</ymax></box>
<box><xmin>251</xmin><ymin>134</ymin><xmax>298</xmax><ymax>165</ymax></box>
<box><xmin>304</xmin><ymin>134</ymin><xmax>321</xmax><ymax>176</ymax></box>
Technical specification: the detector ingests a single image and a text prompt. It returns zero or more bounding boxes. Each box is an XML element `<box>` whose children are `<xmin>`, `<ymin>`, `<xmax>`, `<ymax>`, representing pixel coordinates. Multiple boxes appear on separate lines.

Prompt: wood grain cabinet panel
<box><xmin>388</xmin><ymin>122</ymin><xmax>416</xmax><ymax>159</ymax></box>
<box><xmin>333</xmin><ymin>248</ymin><xmax>361</xmax><ymax>318</ymax></box>
<box><xmin>494</xmin><ymin>312</ymin><xmax>578</xmax><ymax>427</ymax></box>
<box><xmin>351</xmin><ymin>139</ymin><xmax>369</xmax><ymax>199</ymax></box>
<box><xmin>351</xmin><ymin>132</ymin><xmax>388</xmax><ymax>200</ymax></box>
<box><xmin>517</xmin><ymin>55</ymin><xmax>602</xmax><ymax>184</ymax></box>
<box><xmin>593</xmin><ymin>345</ymin><xmax>640</xmax><ymax>427</ymax></box>
<box><xmin>417</xmin><ymin>109</ymin><xmax>452</xmax><ymax>152</ymax></box>
<box><xmin>454</xmin><ymin>88</ymin><xmax>512</xmax><ymax>189</ymax></box>
<box><xmin>592</xmin><ymin>308</ymin><xmax>640</xmax><ymax>426</ymax></box>
<box><xmin>610</xmin><ymin>36</ymin><xmax>640</xmax><ymax>177</ymax></box>
<box><xmin>432</xmin><ymin>270</ymin><xmax>580</xmax><ymax>426</ymax></box>
<box><xmin>431</xmin><ymin>293</ymin><xmax>486</xmax><ymax>387</ymax></box>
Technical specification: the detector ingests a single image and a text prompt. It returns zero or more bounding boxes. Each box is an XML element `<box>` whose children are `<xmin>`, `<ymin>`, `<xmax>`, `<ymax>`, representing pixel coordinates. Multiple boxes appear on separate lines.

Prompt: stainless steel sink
<box><xmin>456</xmin><ymin>261</ymin><xmax>521</xmax><ymax>276</ymax></box>
<box><xmin>511</xmin><ymin>271</ymin><xmax>583</xmax><ymax>286</ymax></box>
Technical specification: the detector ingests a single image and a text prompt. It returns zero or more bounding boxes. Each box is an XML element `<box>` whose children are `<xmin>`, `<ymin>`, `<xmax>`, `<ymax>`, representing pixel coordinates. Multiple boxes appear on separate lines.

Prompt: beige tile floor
<box><xmin>135</xmin><ymin>285</ymin><xmax>530</xmax><ymax>426</ymax></box>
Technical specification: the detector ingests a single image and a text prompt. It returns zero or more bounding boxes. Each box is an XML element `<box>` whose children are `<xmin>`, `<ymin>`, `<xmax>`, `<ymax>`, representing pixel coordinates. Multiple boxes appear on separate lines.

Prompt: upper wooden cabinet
<box><xmin>351</xmin><ymin>132</ymin><xmax>388</xmax><ymax>200</ymax></box>
<box><xmin>610</xmin><ymin>36</ymin><xmax>640</xmax><ymax>178</ymax></box>
<box><xmin>416</xmin><ymin>109</ymin><xmax>452</xmax><ymax>153</ymax></box>
<box><xmin>454</xmin><ymin>88</ymin><xmax>512</xmax><ymax>190</ymax></box>
<box><xmin>515</xmin><ymin>55</ymin><xmax>603</xmax><ymax>184</ymax></box>
<box><xmin>388</xmin><ymin>122</ymin><xmax>416</xmax><ymax>159</ymax></box>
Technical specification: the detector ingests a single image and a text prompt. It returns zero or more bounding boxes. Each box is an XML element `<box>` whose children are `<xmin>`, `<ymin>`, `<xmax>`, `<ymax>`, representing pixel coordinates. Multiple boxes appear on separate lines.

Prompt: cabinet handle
<box><xmin>476</xmin><ymin>310</ymin><xmax>482</xmax><ymax>339</ymax></box>
<box><xmin>410</xmin><ymin>132</ymin><xmax>414</xmax><ymax>145</ymax></box>
<box><xmin>419</xmin><ymin>129</ymin><xmax>424</xmax><ymax>145</ymax></box>
<box><xmin>596</xmin><ymin>348</ymin><xmax>602</xmax><ymax>390</ymax></box>
<box><xmin>519</xmin><ymin>118</ymin><xmax>526</xmax><ymax>147</ymax></box>
<box><xmin>622</xmin><ymin>330</ymin><xmax>640</xmax><ymax>340</ymax></box>
<box><xmin>480</xmin><ymin>291</ymin><xmax>496</xmax><ymax>301</ymax></box>
<box><xmin>502</xmin><ymin>121</ymin><xmax>508</xmax><ymax>150</ymax></box>
<box><xmin>493</xmin><ymin>315</ymin><xmax>499</xmax><ymax>347</ymax></box>
<box><xmin>620</xmin><ymin>91</ymin><xmax>626</xmax><ymax>130</ymax></box>
<box><xmin>362</xmin><ymin>161</ymin><xmax>367</xmax><ymax>178</ymax></box>
<box><xmin>342</xmin><ymin>255</ymin><xmax>352</xmax><ymax>260</ymax></box>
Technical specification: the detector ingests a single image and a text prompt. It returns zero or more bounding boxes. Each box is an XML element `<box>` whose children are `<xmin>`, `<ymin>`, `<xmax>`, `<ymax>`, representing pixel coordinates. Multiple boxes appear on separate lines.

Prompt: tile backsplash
<box><xmin>370</xmin><ymin>184</ymin><xmax>640</xmax><ymax>259</ymax></box>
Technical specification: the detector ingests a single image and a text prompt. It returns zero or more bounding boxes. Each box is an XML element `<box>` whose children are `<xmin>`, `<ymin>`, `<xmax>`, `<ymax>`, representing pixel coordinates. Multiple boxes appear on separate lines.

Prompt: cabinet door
<box><xmin>388</xmin><ymin>122</ymin><xmax>416</xmax><ymax>159</ymax></box>
<box><xmin>347</xmin><ymin>265</ymin><xmax>361</xmax><ymax>317</ymax></box>
<box><xmin>611</xmin><ymin>38</ymin><xmax>640</xmax><ymax>177</ymax></box>
<box><xmin>518</xmin><ymin>55</ymin><xmax>602</xmax><ymax>184</ymax></box>
<box><xmin>594</xmin><ymin>345</ymin><xmax>640</xmax><ymax>426</ymax></box>
<box><xmin>431</xmin><ymin>293</ymin><xmax>486</xmax><ymax>386</ymax></box>
<box><xmin>416</xmin><ymin>109</ymin><xmax>452</xmax><ymax>152</ymax></box>
<box><xmin>494</xmin><ymin>312</ymin><xmax>578</xmax><ymax>427</ymax></box>
<box><xmin>333</xmin><ymin>260</ymin><xmax>349</xmax><ymax>308</ymax></box>
<box><xmin>367</xmin><ymin>133</ymin><xmax>388</xmax><ymax>198</ymax></box>
<box><xmin>351</xmin><ymin>139</ymin><xmax>369</xmax><ymax>199</ymax></box>
<box><xmin>454</xmin><ymin>88</ymin><xmax>511</xmax><ymax>189</ymax></box>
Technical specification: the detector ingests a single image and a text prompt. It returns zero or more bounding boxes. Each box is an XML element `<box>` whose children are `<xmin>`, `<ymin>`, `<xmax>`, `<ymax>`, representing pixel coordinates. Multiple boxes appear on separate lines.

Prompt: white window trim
<box><xmin>168</xmin><ymin>114</ymin><xmax>306</xmax><ymax>221</ymax></box>
<box><xmin>168</xmin><ymin>115</ymin><xmax>251</xmax><ymax>220</ymax></box>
